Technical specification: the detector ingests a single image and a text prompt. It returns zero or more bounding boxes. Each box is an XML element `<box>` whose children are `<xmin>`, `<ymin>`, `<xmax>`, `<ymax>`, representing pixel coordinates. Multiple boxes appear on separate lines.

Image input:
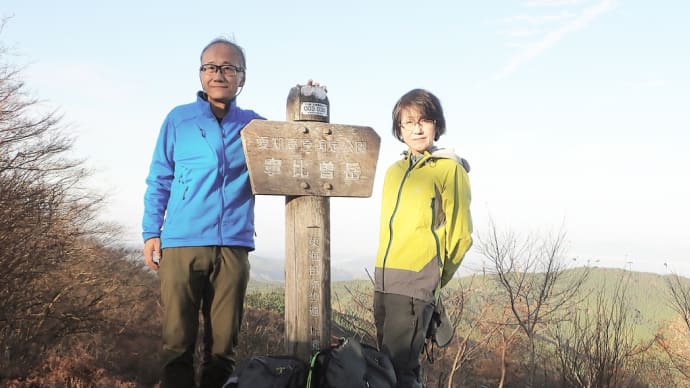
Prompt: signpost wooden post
<box><xmin>241</xmin><ymin>84</ymin><xmax>380</xmax><ymax>361</ymax></box>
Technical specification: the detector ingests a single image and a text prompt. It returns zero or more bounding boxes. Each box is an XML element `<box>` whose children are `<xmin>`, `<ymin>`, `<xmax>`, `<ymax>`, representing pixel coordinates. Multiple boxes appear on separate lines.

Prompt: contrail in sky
<box><xmin>494</xmin><ymin>0</ymin><xmax>617</xmax><ymax>80</ymax></box>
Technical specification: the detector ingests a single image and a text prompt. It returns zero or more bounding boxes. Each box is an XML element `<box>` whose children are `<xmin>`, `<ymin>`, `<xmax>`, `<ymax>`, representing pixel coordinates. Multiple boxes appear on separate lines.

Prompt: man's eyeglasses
<box><xmin>199</xmin><ymin>63</ymin><xmax>244</xmax><ymax>77</ymax></box>
<box><xmin>400</xmin><ymin>118</ymin><xmax>435</xmax><ymax>131</ymax></box>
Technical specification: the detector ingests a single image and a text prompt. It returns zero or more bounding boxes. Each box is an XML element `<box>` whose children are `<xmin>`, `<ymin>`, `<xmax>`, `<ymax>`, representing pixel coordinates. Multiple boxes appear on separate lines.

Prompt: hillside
<box><xmin>250</xmin><ymin>266</ymin><xmax>687</xmax><ymax>343</ymax></box>
<box><xmin>243</xmin><ymin>266</ymin><xmax>690</xmax><ymax>386</ymax></box>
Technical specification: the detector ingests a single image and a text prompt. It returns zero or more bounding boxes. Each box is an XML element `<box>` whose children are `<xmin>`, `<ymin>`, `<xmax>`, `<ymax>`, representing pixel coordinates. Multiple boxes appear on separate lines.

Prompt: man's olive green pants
<box><xmin>158</xmin><ymin>246</ymin><xmax>250</xmax><ymax>388</ymax></box>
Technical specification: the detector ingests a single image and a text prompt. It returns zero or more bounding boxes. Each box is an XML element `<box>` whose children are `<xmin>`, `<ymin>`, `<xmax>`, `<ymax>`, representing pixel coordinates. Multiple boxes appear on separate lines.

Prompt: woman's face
<box><xmin>399</xmin><ymin>107</ymin><xmax>436</xmax><ymax>155</ymax></box>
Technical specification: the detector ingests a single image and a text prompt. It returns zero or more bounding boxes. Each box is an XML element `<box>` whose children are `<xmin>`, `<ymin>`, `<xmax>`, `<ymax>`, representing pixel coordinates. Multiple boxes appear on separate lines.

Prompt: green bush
<box><xmin>245</xmin><ymin>290</ymin><xmax>285</xmax><ymax>315</ymax></box>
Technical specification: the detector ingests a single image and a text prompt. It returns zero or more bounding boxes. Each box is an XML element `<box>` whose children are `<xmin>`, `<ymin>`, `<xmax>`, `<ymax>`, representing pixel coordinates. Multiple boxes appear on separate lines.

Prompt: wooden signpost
<box><xmin>241</xmin><ymin>84</ymin><xmax>380</xmax><ymax>361</ymax></box>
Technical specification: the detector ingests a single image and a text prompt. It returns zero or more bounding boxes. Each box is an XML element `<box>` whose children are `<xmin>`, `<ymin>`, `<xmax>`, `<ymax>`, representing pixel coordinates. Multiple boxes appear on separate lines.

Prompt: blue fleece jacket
<box><xmin>142</xmin><ymin>92</ymin><xmax>264</xmax><ymax>249</ymax></box>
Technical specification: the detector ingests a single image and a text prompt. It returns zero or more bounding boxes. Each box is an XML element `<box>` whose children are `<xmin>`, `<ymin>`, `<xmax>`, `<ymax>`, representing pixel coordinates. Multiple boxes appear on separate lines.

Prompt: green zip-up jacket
<box><xmin>374</xmin><ymin>147</ymin><xmax>473</xmax><ymax>303</ymax></box>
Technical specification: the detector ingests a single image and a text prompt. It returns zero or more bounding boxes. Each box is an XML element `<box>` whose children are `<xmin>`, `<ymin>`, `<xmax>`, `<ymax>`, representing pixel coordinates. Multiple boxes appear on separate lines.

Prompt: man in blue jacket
<box><xmin>142</xmin><ymin>37</ymin><xmax>263</xmax><ymax>388</ymax></box>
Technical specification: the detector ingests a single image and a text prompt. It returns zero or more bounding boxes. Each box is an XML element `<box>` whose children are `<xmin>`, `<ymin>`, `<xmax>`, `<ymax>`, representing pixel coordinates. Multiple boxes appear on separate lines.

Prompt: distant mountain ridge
<box><xmin>249</xmin><ymin>253</ymin><xmax>373</xmax><ymax>282</ymax></box>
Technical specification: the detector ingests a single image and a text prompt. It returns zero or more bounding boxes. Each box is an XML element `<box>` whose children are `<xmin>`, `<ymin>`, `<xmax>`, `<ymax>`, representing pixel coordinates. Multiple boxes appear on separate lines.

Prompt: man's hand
<box><xmin>143</xmin><ymin>237</ymin><xmax>161</xmax><ymax>272</ymax></box>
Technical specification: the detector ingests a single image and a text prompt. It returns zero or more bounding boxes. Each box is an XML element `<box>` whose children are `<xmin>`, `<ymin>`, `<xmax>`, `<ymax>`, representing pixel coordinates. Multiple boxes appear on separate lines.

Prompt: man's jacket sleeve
<box><xmin>142</xmin><ymin>117</ymin><xmax>175</xmax><ymax>242</ymax></box>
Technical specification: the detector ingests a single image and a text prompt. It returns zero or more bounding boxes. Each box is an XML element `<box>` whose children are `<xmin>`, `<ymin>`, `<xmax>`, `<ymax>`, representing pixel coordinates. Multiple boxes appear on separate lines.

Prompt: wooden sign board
<box><xmin>241</xmin><ymin>119</ymin><xmax>380</xmax><ymax>197</ymax></box>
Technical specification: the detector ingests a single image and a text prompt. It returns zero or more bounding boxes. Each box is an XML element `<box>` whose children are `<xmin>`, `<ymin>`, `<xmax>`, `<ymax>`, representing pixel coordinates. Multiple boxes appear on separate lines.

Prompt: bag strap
<box><xmin>305</xmin><ymin>350</ymin><xmax>321</xmax><ymax>388</ymax></box>
<box><xmin>423</xmin><ymin>338</ymin><xmax>436</xmax><ymax>364</ymax></box>
<box><xmin>305</xmin><ymin>337</ymin><xmax>348</xmax><ymax>388</ymax></box>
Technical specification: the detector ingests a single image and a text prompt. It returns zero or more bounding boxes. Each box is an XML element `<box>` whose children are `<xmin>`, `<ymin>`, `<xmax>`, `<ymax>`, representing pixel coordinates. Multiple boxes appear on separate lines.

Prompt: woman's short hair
<box><xmin>391</xmin><ymin>88</ymin><xmax>446</xmax><ymax>142</ymax></box>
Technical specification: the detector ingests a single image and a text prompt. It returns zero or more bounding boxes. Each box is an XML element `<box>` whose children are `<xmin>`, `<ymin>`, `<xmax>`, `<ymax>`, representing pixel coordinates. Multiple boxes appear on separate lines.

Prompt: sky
<box><xmin>2</xmin><ymin>0</ymin><xmax>688</xmax><ymax>277</ymax></box>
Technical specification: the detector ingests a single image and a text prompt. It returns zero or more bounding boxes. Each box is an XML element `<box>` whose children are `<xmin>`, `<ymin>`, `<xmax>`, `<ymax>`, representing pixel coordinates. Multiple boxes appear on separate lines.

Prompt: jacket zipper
<box><xmin>218</xmin><ymin>120</ymin><xmax>226</xmax><ymax>243</ymax></box>
<box><xmin>381</xmin><ymin>159</ymin><xmax>416</xmax><ymax>291</ymax></box>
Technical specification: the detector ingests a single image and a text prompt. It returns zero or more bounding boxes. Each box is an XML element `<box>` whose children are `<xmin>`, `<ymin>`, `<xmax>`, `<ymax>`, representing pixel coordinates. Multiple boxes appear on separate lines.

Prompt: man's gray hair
<box><xmin>200</xmin><ymin>37</ymin><xmax>246</xmax><ymax>70</ymax></box>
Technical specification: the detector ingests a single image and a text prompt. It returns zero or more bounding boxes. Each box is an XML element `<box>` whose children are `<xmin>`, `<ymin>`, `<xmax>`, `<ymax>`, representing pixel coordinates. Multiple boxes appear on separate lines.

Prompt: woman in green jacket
<box><xmin>374</xmin><ymin>88</ymin><xmax>473</xmax><ymax>387</ymax></box>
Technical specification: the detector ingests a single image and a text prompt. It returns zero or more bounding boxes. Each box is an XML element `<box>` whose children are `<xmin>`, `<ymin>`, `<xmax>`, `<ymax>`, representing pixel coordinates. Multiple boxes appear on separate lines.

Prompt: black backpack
<box><xmin>223</xmin><ymin>355</ymin><xmax>308</xmax><ymax>388</ymax></box>
<box><xmin>307</xmin><ymin>338</ymin><xmax>397</xmax><ymax>388</ymax></box>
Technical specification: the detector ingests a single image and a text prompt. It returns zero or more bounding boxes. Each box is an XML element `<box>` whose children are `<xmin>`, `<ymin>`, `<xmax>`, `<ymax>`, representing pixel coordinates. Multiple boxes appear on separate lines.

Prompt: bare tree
<box><xmin>483</xmin><ymin>300</ymin><xmax>524</xmax><ymax>388</ymax></box>
<box><xmin>0</xmin><ymin>20</ymin><xmax>125</xmax><ymax>376</ymax></box>
<box><xmin>475</xmin><ymin>220</ymin><xmax>590</xmax><ymax>387</ymax></box>
<box><xmin>331</xmin><ymin>280</ymin><xmax>377</xmax><ymax>345</ymax></box>
<box><xmin>664</xmin><ymin>272</ymin><xmax>690</xmax><ymax>332</ymax></box>
<box><xmin>656</xmin><ymin>272</ymin><xmax>690</xmax><ymax>381</ymax></box>
<box><xmin>441</xmin><ymin>275</ymin><xmax>499</xmax><ymax>388</ymax></box>
<box><xmin>550</xmin><ymin>270</ymin><xmax>655</xmax><ymax>387</ymax></box>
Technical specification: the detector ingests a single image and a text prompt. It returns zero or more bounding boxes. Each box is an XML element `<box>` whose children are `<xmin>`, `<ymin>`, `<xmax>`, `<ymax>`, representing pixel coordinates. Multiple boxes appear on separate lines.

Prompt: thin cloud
<box><xmin>626</xmin><ymin>78</ymin><xmax>669</xmax><ymax>88</ymax></box>
<box><xmin>501</xmin><ymin>11</ymin><xmax>577</xmax><ymax>25</ymax></box>
<box><xmin>494</xmin><ymin>0</ymin><xmax>617</xmax><ymax>80</ymax></box>
<box><xmin>524</xmin><ymin>0</ymin><xmax>585</xmax><ymax>6</ymax></box>
<box><xmin>640</xmin><ymin>79</ymin><xmax>668</xmax><ymax>88</ymax></box>
<box><xmin>502</xmin><ymin>28</ymin><xmax>544</xmax><ymax>39</ymax></box>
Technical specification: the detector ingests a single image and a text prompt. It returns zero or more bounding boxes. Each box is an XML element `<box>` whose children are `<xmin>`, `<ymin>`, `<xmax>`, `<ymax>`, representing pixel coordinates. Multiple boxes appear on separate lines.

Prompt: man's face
<box><xmin>199</xmin><ymin>43</ymin><xmax>245</xmax><ymax>106</ymax></box>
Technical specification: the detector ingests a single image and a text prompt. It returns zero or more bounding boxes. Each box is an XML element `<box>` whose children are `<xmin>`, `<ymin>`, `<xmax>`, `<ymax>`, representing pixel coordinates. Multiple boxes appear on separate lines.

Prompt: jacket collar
<box><xmin>196</xmin><ymin>91</ymin><xmax>237</xmax><ymax>122</ymax></box>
